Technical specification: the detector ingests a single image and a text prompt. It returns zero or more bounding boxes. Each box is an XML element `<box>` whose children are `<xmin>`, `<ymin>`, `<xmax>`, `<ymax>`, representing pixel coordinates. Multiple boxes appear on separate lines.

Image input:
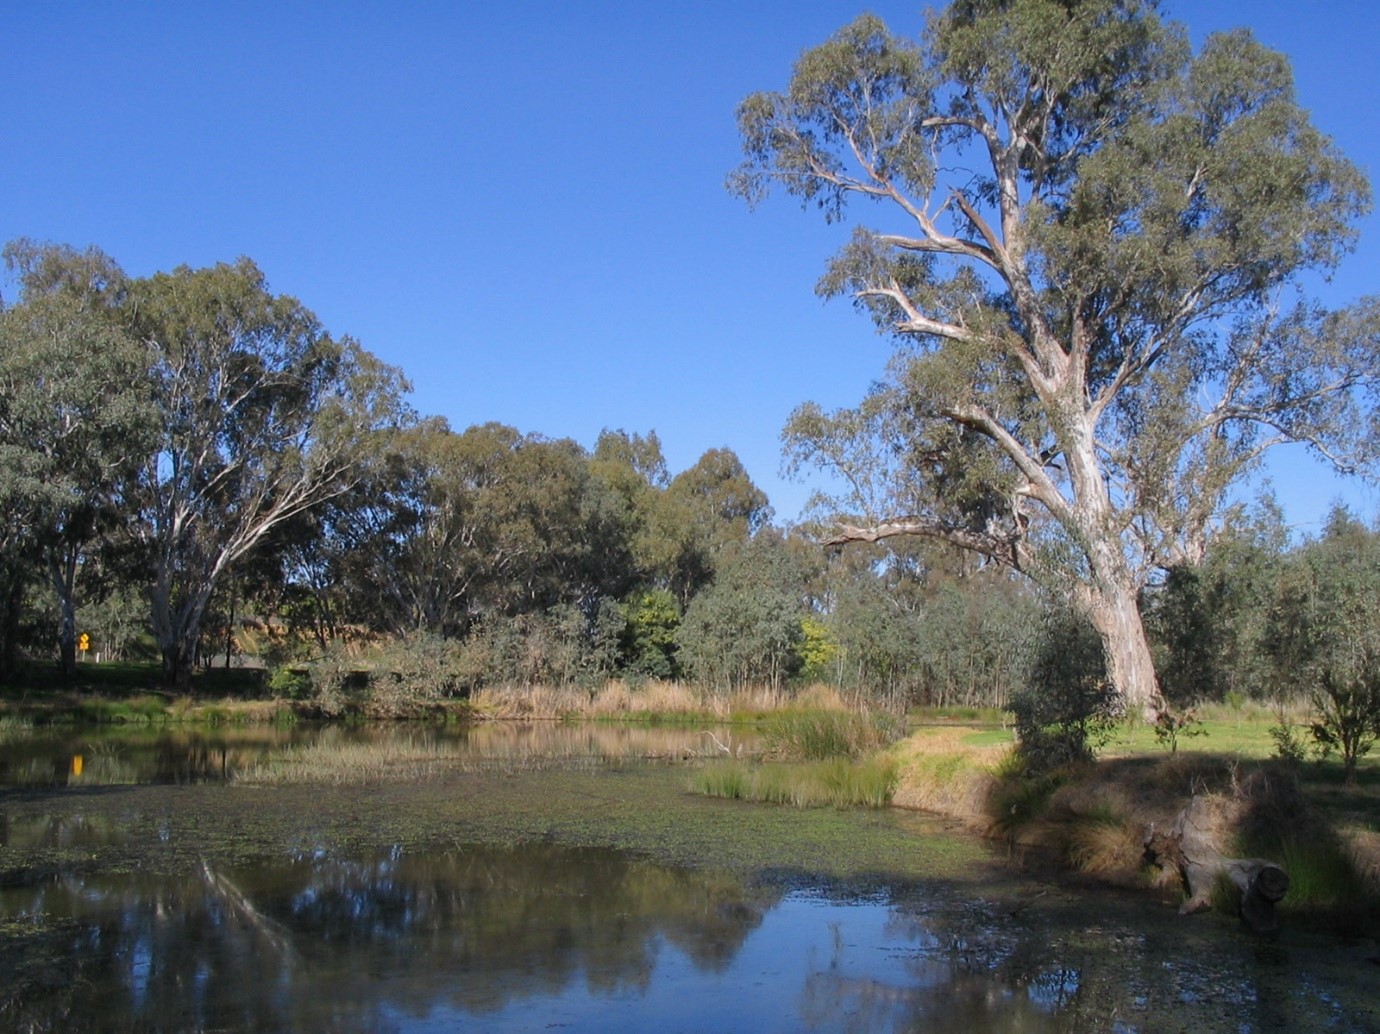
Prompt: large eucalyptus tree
<box><xmin>733</xmin><ymin>1</ymin><xmax>1376</xmax><ymax>715</ymax></box>
<box><xmin>128</xmin><ymin>258</ymin><xmax>410</xmax><ymax>689</ymax></box>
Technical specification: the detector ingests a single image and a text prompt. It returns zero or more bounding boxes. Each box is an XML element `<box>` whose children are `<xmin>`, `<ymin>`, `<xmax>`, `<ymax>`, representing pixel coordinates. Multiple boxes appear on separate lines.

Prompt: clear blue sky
<box><xmin>6</xmin><ymin>1</ymin><xmax>1377</xmax><ymax>536</ymax></box>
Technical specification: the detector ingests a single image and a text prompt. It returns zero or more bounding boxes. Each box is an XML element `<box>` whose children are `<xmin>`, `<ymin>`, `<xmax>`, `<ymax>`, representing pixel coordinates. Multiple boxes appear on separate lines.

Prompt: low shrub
<box><xmin>1008</xmin><ymin>611</ymin><xmax>1118</xmax><ymax>771</ymax></box>
<box><xmin>265</xmin><ymin>666</ymin><xmax>312</xmax><ymax>700</ymax></box>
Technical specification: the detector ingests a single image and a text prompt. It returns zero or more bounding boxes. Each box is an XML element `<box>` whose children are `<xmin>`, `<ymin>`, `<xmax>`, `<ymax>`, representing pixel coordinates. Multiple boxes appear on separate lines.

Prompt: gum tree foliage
<box><xmin>732</xmin><ymin>2</ymin><xmax>1375</xmax><ymax>716</ymax></box>
<box><xmin>651</xmin><ymin>447</ymin><xmax>772</xmax><ymax>605</ymax></box>
<box><xmin>0</xmin><ymin>241</ymin><xmax>155</xmax><ymax>677</ymax></box>
<box><xmin>1142</xmin><ymin>494</ymin><xmax>1289</xmax><ymax>706</ymax></box>
<box><xmin>1267</xmin><ymin>507</ymin><xmax>1380</xmax><ymax>785</ymax></box>
<box><xmin>128</xmin><ymin>258</ymin><xmax>411</xmax><ymax>689</ymax></box>
<box><xmin>619</xmin><ymin>588</ymin><xmax>682</xmax><ymax>680</ymax></box>
<box><xmin>677</xmin><ymin>532</ymin><xmax>806</xmax><ymax>693</ymax></box>
<box><xmin>816</xmin><ymin>538</ymin><xmax>1040</xmax><ymax>708</ymax></box>
<box><xmin>589</xmin><ymin>428</ymin><xmax>671</xmax><ymax>591</ymax></box>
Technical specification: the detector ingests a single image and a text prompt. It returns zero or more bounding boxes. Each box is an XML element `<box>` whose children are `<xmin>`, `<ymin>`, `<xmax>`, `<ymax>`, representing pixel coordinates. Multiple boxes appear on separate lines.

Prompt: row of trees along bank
<box><xmin>2</xmin><ymin>240</ymin><xmax>1379</xmax><ymax>731</ymax></box>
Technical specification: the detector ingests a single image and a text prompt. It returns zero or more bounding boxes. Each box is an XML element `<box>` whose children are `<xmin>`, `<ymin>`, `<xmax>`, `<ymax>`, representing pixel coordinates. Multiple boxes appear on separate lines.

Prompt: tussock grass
<box><xmin>1062</xmin><ymin>804</ymin><xmax>1143</xmax><ymax>874</ymax></box>
<box><xmin>694</xmin><ymin>762</ymin><xmax>751</xmax><ymax>800</ymax></box>
<box><xmin>1275</xmin><ymin>836</ymin><xmax>1367</xmax><ymax>909</ymax></box>
<box><xmin>1344</xmin><ymin>830</ymin><xmax>1380</xmax><ymax>895</ymax></box>
<box><xmin>471</xmin><ymin>681</ymin><xmax>879</xmax><ymax>724</ymax></box>
<box><xmin>691</xmin><ymin>756</ymin><xmax>897</xmax><ymax>809</ymax></box>
<box><xmin>889</xmin><ymin>726</ymin><xmax>1008</xmax><ymax>821</ymax></box>
<box><xmin>761</xmin><ymin>708</ymin><xmax>900</xmax><ymax>761</ymax></box>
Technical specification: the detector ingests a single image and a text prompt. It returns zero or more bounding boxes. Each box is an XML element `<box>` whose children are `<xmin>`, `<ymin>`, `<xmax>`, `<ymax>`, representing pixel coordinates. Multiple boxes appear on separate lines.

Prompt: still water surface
<box><xmin>2</xmin><ymin>723</ymin><xmax>1376</xmax><ymax>1032</ymax></box>
<box><xmin>0</xmin><ymin>720</ymin><xmax>758</xmax><ymax>788</ymax></box>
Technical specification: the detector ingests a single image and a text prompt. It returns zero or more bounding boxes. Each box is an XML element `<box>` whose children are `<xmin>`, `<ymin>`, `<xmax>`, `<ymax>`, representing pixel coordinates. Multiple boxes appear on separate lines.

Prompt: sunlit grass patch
<box><xmin>1101</xmin><ymin>711</ymin><xmax>1281</xmax><ymax>759</ymax></box>
<box><xmin>962</xmin><ymin>727</ymin><xmax>1016</xmax><ymax>747</ymax></box>
<box><xmin>887</xmin><ymin>726</ymin><xmax>1008</xmax><ymax>820</ymax></box>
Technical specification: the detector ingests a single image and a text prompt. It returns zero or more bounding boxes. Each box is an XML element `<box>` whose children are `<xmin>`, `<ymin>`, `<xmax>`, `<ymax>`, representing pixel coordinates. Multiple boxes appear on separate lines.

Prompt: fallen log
<box><xmin>1145</xmin><ymin>795</ymin><xmax>1290</xmax><ymax>934</ymax></box>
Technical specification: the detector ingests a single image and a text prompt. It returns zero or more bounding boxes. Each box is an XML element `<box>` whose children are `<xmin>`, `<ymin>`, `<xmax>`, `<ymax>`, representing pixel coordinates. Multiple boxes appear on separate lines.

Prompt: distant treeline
<box><xmin>2</xmin><ymin>239</ymin><xmax>1376</xmax><ymax>713</ymax></box>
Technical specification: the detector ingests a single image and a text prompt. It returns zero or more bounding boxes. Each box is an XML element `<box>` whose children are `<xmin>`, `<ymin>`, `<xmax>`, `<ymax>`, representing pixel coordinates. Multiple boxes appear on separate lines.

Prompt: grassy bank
<box><xmin>882</xmin><ymin>717</ymin><xmax>1380</xmax><ymax>928</ymax></box>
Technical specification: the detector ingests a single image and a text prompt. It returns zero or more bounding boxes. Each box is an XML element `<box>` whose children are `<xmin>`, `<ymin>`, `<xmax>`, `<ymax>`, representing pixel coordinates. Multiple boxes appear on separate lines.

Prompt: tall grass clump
<box><xmin>692</xmin><ymin>762</ymin><xmax>750</xmax><ymax>800</ymax></box>
<box><xmin>762</xmin><ymin>709</ymin><xmax>901</xmax><ymax>761</ymax></box>
<box><xmin>1061</xmin><ymin>803</ymin><xmax>1142</xmax><ymax>874</ymax></box>
<box><xmin>690</xmin><ymin>756</ymin><xmax>897</xmax><ymax>809</ymax></box>
<box><xmin>1273</xmin><ymin>836</ymin><xmax>1369</xmax><ymax>910</ymax></box>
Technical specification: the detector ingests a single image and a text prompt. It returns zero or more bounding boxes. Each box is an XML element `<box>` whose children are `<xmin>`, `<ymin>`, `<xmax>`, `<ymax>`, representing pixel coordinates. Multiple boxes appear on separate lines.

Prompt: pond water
<box><xmin>0</xmin><ymin>720</ymin><xmax>758</xmax><ymax>788</ymax></box>
<box><xmin>2</xmin><ymin>723</ymin><xmax>1377</xmax><ymax>1032</ymax></box>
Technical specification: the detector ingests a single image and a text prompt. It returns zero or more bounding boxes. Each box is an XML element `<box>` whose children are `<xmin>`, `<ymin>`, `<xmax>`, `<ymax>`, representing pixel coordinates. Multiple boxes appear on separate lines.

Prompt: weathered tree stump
<box><xmin>1145</xmin><ymin>795</ymin><xmax>1290</xmax><ymax>934</ymax></box>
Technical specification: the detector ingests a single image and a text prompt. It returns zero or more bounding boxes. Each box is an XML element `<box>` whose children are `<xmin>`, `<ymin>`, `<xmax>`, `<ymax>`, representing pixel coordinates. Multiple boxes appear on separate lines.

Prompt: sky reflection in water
<box><xmin>4</xmin><ymin>834</ymin><xmax>1376</xmax><ymax>1033</ymax></box>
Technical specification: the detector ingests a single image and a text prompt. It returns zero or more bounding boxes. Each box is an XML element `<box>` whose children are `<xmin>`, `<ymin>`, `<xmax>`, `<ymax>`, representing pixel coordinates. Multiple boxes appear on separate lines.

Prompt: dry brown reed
<box><xmin>469</xmin><ymin>680</ymin><xmax>855</xmax><ymax>722</ymax></box>
<box><xmin>888</xmin><ymin>728</ymin><xmax>1006</xmax><ymax>823</ymax></box>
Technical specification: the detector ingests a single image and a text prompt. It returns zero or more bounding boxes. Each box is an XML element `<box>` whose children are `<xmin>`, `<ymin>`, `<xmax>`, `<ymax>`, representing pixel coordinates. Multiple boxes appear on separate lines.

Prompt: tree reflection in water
<box><xmin>2</xmin><ymin>841</ymin><xmax>773</xmax><ymax>1031</ymax></box>
<box><xmin>6</xmin><ymin>838</ymin><xmax>1378</xmax><ymax>1032</ymax></box>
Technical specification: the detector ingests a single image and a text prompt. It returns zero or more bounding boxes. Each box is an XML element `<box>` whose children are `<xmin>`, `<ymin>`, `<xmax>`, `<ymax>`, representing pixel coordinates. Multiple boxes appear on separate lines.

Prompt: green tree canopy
<box><xmin>0</xmin><ymin>240</ymin><xmax>155</xmax><ymax>676</ymax></box>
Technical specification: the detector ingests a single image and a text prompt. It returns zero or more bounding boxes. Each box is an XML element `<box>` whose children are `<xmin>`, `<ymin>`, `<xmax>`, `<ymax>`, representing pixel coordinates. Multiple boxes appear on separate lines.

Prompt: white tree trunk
<box><xmin>1087</xmin><ymin>580</ymin><xmax>1162</xmax><ymax>720</ymax></box>
<box><xmin>1067</xmin><ymin>417</ymin><xmax>1163</xmax><ymax>720</ymax></box>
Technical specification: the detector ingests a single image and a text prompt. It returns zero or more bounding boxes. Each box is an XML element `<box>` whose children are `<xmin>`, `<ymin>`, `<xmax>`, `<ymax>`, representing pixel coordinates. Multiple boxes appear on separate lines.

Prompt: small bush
<box><xmin>266</xmin><ymin>666</ymin><xmax>312</xmax><ymax>699</ymax></box>
<box><xmin>1310</xmin><ymin>663</ymin><xmax>1380</xmax><ymax>787</ymax></box>
<box><xmin>1153</xmin><ymin>707</ymin><xmax>1206</xmax><ymax>753</ymax></box>
<box><xmin>1268</xmin><ymin>704</ymin><xmax>1309</xmax><ymax>765</ymax></box>
<box><xmin>1009</xmin><ymin>611</ymin><xmax>1117</xmax><ymax>771</ymax></box>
